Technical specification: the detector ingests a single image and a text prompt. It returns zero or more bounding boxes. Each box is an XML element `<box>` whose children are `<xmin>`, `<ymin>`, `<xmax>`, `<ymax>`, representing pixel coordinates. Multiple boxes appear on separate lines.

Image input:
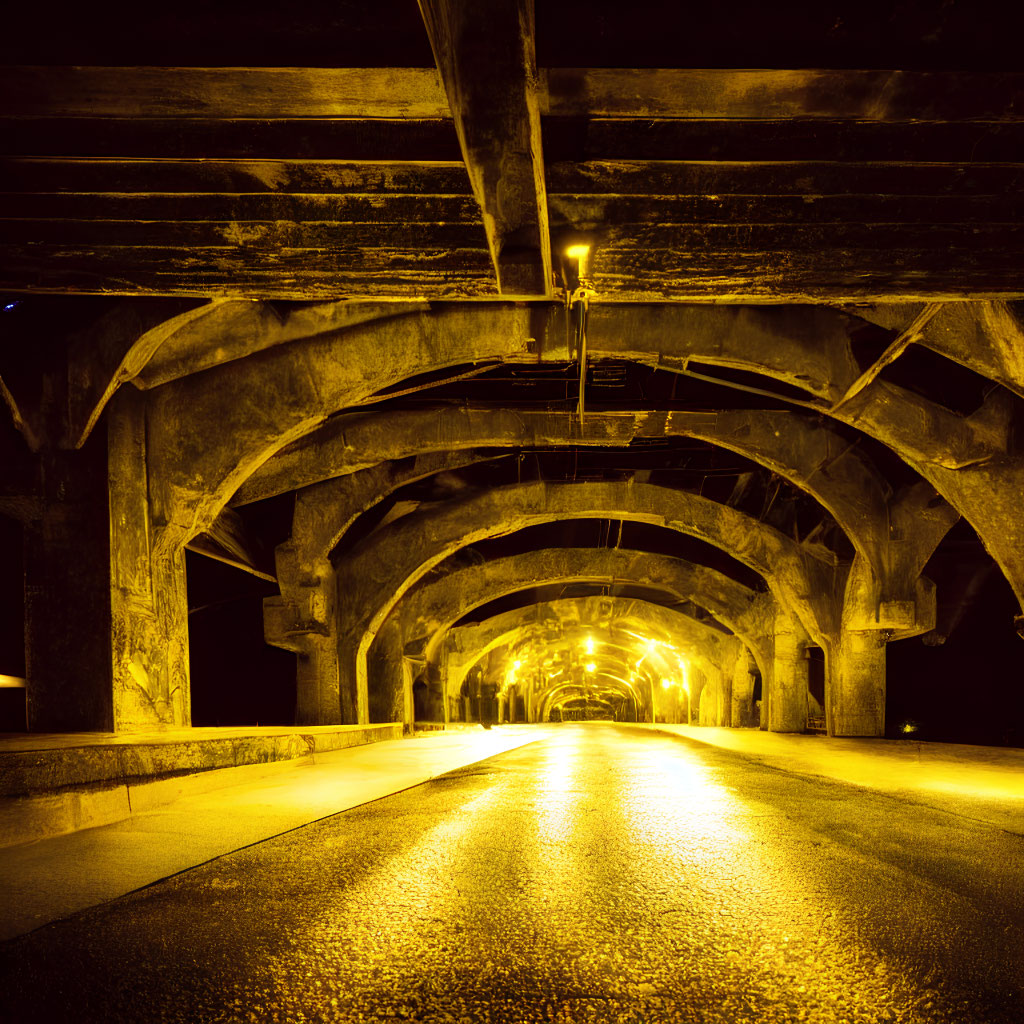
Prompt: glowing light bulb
<box><xmin>585</xmin><ymin>662</ymin><xmax>596</xmax><ymax>673</ymax></box>
<box><xmin>566</xmin><ymin>244</ymin><xmax>590</xmax><ymax>261</ymax></box>
<box><xmin>512</xmin><ymin>659</ymin><xmax>521</xmax><ymax>670</ymax></box>
<box><xmin>661</xmin><ymin>678</ymin><xmax>671</xmax><ymax>690</ymax></box>
<box><xmin>585</xmin><ymin>636</ymin><xmax>595</xmax><ymax>655</ymax></box>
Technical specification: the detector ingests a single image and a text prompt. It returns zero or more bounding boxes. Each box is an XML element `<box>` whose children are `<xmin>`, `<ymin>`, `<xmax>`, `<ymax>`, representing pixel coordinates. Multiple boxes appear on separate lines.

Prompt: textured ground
<box><xmin>1</xmin><ymin>725</ymin><xmax>1022</xmax><ymax>1023</ymax></box>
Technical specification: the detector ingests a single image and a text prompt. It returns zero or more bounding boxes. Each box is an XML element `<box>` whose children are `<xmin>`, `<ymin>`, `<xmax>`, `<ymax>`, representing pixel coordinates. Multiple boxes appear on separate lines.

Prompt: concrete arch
<box><xmin>335</xmin><ymin>479</ymin><xmax>837</xmax><ymax>726</ymax></box>
<box><xmin>248</xmin><ymin>402</ymin><xmax>941</xmax><ymax>586</ymax></box>
<box><xmin>137</xmin><ymin>302</ymin><xmax>872</xmax><ymax>552</ymax></box>
<box><xmin>128</xmin><ymin>301</ymin><xmax>1002</xmax><ymax>612</ymax></box>
<box><xmin>384</xmin><ymin>548</ymin><xmax>778</xmax><ymax>719</ymax></box>
<box><xmin>416</xmin><ymin>573</ymin><xmax>757</xmax><ymax>725</ymax></box>
<box><xmin>105</xmin><ymin>301</ymin><xmax>1016</xmax><ymax>729</ymax></box>
<box><xmin>396</xmin><ymin>547</ymin><xmax>774</xmax><ymax>657</ymax></box>
<box><xmin>259</xmin><ymin>403</ymin><xmax>954</xmax><ymax>640</ymax></box>
<box><xmin>438</xmin><ymin>595</ymin><xmax>743</xmax><ymax>726</ymax></box>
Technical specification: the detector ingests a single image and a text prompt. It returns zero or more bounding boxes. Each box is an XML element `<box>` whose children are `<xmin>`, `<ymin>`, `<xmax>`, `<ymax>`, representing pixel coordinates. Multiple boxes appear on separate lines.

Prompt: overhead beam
<box><xmin>541</xmin><ymin>69</ymin><xmax>1024</xmax><ymax>121</ymax></box>
<box><xmin>417</xmin><ymin>1</ymin><xmax>552</xmax><ymax>296</ymax></box>
<box><xmin>4</xmin><ymin>67</ymin><xmax>1022</xmax><ymax>122</ymax></box>
<box><xmin>0</xmin><ymin>66</ymin><xmax>449</xmax><ymax>118</ymax></box>
<box><xmin>830</xmin><ymin>302</ymin><xmax>945</xmax><ymax>412</ymax></box>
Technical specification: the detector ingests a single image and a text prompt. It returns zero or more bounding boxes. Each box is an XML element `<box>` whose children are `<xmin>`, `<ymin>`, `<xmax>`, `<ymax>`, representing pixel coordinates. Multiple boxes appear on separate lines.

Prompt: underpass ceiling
<box><xmin>2</xmin><ymin>1</ymin><xmax>1022</xmax><ymax>659</ymax></box>
<box><xmin>1</xmin><ymin>0</ymin><xmax>1023</xmax><ymax>300</ymax></box>
<box><xmin>450</xmin><ymin>581</ymin><xmax>735</xmax><ymax>634</ymax></box>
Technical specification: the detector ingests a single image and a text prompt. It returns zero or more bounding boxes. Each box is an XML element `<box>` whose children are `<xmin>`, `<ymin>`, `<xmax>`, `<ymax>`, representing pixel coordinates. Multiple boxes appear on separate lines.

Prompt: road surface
<box><xmin>1</xmin><ymin>725</ymin><xmax>1021</xmax><ymax>1022</ymax></box>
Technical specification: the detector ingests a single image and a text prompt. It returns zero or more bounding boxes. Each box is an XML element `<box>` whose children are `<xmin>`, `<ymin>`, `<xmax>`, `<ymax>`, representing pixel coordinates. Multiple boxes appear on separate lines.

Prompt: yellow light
<box><xmin>513</xmin><ymin>659</ymin><xmax>522</xmax><ymax>671</ymax></box>
<box><xmin>585</xmin><ymin>662</ymin><xmax>596</xmax><ymax>673</ymax></box>
<box><xmin>661</xmin><ymin>677</ymin><xmax>671</xmax><ymax>690</ymax></box>
<box><xmin>566</xmin><ymin>244</ymin><xmax>590</xmax><ymax>261</ymax></box>
<box><xmin>584</xmin><ymin>636</ymin><xmax>595</xmax><ymax>655</ymax></box>
<box><xmin>646</xmin><ymin>638</ymin><xmax>658</xmax><ymax>654</ymax></box>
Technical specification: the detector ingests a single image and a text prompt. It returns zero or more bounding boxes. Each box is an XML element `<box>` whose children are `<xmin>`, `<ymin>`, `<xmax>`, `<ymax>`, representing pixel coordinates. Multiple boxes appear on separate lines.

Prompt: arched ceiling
<box><xmin>2</xmin><ymin>0</ymin><xmax>1023</xmax><ymax>703</ymax></box>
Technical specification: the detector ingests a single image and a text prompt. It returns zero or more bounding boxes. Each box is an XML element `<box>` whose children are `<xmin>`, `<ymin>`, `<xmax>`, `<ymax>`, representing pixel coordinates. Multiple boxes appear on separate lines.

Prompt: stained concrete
<box><xmin>0</xmin><ymin>726</ymin><xmax>550</xmax><ymax>940</ymax></box>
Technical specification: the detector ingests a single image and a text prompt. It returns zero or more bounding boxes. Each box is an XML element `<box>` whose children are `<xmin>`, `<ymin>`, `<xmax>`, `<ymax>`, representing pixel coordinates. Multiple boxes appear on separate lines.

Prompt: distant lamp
<box><xmin>661</xmin><ymin>677</ymin><xmax>672</xmax><ymax>690</ymax></box>
<box><xmin>585</xmin><ymin>662</ymin><xmax>596</xmax><ymax>673</ymax></box>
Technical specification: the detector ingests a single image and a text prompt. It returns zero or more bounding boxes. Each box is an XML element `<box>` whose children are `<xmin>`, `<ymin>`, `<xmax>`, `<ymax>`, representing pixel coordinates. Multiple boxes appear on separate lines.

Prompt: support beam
<box><xmin>418</xmin><ymin>0</ymin><xmax>552</xmax><ymax>296</ymax></box>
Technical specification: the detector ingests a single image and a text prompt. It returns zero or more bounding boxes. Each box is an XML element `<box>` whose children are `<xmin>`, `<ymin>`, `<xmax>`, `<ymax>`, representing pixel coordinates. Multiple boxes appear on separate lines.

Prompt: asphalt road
<box><xmin>1</xmin><ymin>725</ymin><xmax>1022</xmax><ymax>1023</ymax></box>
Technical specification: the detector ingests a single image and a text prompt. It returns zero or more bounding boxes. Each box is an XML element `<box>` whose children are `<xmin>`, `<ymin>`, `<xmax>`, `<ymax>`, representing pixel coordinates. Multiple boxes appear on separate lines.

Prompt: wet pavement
<box><xmin>1</xmin><ymin>725</ymin><xmax>1022</xmax><ymax>1023</ymax></box>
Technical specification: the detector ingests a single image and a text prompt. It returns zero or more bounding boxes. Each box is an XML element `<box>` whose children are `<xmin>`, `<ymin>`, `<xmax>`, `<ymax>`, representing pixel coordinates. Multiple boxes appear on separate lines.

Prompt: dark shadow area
<box><xmin>186</xmin><ymin>551</ymin><xmax>296</xmax><ymax>727</ymax></box>
<box><xmin>886</xmin><ymin>569</ymin><xmax>1023</xmax><ymax>747</ymax></box>
<box><xmin>0</xmin><ymin>512</ymin><xmax>26</xmax><ymax>730</ymax></box>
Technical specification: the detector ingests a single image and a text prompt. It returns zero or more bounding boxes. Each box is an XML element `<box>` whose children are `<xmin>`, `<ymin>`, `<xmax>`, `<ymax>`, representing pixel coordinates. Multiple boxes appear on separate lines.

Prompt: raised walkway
<box><xmin>640</xmin><ymin>723</ymin><xmax>1024</xmax><ymax>833</ymax></box>
<box><xmin>1</xmin><ymin>722</ymin><xmax>1021</xmax><ymax>942</ymax></box>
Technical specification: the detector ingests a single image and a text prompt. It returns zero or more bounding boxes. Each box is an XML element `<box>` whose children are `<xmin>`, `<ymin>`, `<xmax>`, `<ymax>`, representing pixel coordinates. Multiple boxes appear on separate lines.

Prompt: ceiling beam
<box><xmin>417</xmin><ymin>0</ymin><xmax>552</xmax><ymax>297</ymax></box>
<box><xmin>4</xmin><ymin>67</ymin><xmax>1021</xmax><ymax>123</ymax></box>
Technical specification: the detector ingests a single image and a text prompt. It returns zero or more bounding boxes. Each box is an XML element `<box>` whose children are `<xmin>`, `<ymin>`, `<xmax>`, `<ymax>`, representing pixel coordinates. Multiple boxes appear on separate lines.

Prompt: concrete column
<box><xmin>689</xmin><ymin>667</ymin><xmax>706</xmax><ymax>724</ymax></box>
<box><xmin>297</xmin><ymin>636</ymin><xmax>341</xmax><ymax>725</ymax></box>
<box><xmin>23</xmin><ymin>433</ymin><xmax>115</xmax><ymax>731</ymax></box>
<box><xmin>828</xmin><ymin>630</ymin><xmax>887</xmax><ymax>737</ymax></box>
<box><xmin>730</xmin><ymin>647</ymin><xmax>760</xmax><ymax>728</ymax></box>
<box><xmin>717</xmin><ymin>664</ymin><xmax>733</xmax><ymax>727</ymax></box>
<box><xmin>336</xmin><ymin>635</ymin><xmax>368</xmax><ymax>726</ymax></box>
<box><xmin>264</xmin><ymin>531</ymin><xmax>345</xmax><ymax>725</ymax></box>
<box><xmin>770</xmin><ymin>617</ymin><xmax>809</xmax><ymax>733</ymax></box>
<box><xmin>437</xmin><ymin>650</ymin><xmax>451</xmax><ymax>726</ymax></box>
<box><xmin>24</xmin><ymin>392</ymin><xmax>191</xmax><ymax>733</ymax></box>
<box><xmin>401</xmin><ymin>659</ymin><xmax>415</xmax><ymax>732</ymax></box>
<box><xmin>108</xmin><ymin>388</ymin><xmax>190</xmax><ymax>731</ymax></box>
<box><xmin>367</xmin><ymin>617</ymin><xmax>405</xmax><ymax>724</ymax></box>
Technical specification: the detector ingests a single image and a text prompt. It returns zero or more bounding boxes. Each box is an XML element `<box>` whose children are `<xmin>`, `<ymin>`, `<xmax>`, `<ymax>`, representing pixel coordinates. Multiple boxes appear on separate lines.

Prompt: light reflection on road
<box><xmin>55</xmin><ymin>724</ymin><xmax>1018</xmax><ymax>1024</ymax></box>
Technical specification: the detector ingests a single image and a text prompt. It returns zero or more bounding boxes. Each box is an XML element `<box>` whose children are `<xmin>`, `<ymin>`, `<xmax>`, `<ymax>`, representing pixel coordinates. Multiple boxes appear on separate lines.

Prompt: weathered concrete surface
<box><xmin>264</xmin><ymin>449</ymin><xmax>497</xmax><ymax>725</ymax></box>
<box><xmin>770</xmin><ymin>612</ymin><xmax>811</xmax><ymax>733</ymax></box>
<box><xmin>145</xmin><ymin>304</ymin><xmax>554</xmax><ymax>553</ymax></box>
<box><xmin>11</xmin><ymin>297</ymin><xmax>1022</xmax><ymax>741</ymax></box>
<box><xmin>22</xmin><ymin>435</ymin><xmax>115</xmax><ymax>732</ymax></box>
<box><xmin>397</xmin><ymin>547</ymin><xmax>775</xmax><ymax>660</ymax></box>
<box><xmin>334</xmin><ymin>479</ymin><xmax>839</xmax><ymax>730</ymax></box>
<box><xmin>919</xmin><ymin>300</ymin><xmax>1024</xmax><ymax>401</ymax></box>
<box><xmin>0</xmin><ymin>727</ymin><xmax>550</xmax><ymax>940</ymax></box>
<box><xmin>107</xmin><ymin>387</ymin><xmax>190</xmax><ymax>730</ymax></box>
<box><xmin>0</xmin><ymin>723</ymin><xmax>402</xmax><ymax>848</ymax></box>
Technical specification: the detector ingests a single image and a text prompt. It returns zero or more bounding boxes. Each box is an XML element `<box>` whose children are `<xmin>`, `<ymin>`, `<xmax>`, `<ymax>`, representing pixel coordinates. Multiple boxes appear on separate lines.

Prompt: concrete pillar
<box><xmin>401</xmin><ymin>659</ymin><xmax>415</xmax><ymax>732</ymax></box>
<box><xmin>107</xmin><ymin>388</ymin><xmax>190</xmax><ymax>731</ymax></box>
<box><xmin>24</xmin><ymin>392</ymin><xmax>192</xmax><ymax>733</ymax></box>
<box><xmin>336</xmin><ymin>636</ymin><xmax>369</xmax><ymax>726</ymax></box>
<box><xmin>367</xmin><ymin>617</ymin><xmax>405</xmax><ymax>724</ymax></box>
<box><xmin>828</xmin><ymin>630</ymin><xmax>887</xmax><ymax>737</ymax></box>
<box><xmin>689</xmin><ymin>667</ymin><xmax>706</xmax><ymax>724</ymax></box>
<box><xmin>770</xmin><ymin>617</ymin><xmax>809</xmax><ymax>733</ymax></box>
<box><xmin>23</xmin><ymin>434</ymin><xmax>115</xmax><ymax>731</ymax></box>
<box><xmin>730</xmin><ymin>647</ymin><xmax>760</xmax><ymax>728</ymax></box>
<box><xmin>717</xmin><ymin>664</ymin><xmax>733</xmax><ymax>727</ymax></box>
<box><xmin>264</xmin><ymin>557</ymin><xmax>343</xmax><ymax>726</ymax></box>
<box><xmin>295</xmin><ymin>636</ymin><xmax>341</xmax><ymax>725</ymax></box>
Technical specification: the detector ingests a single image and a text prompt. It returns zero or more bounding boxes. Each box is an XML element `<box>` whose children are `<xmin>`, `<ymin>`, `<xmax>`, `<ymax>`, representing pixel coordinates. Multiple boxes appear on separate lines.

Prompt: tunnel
<box><xmin>0</xmin><ymin>3</ymin><xmax>1023</xmax><ymax>1020</ymax></box>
